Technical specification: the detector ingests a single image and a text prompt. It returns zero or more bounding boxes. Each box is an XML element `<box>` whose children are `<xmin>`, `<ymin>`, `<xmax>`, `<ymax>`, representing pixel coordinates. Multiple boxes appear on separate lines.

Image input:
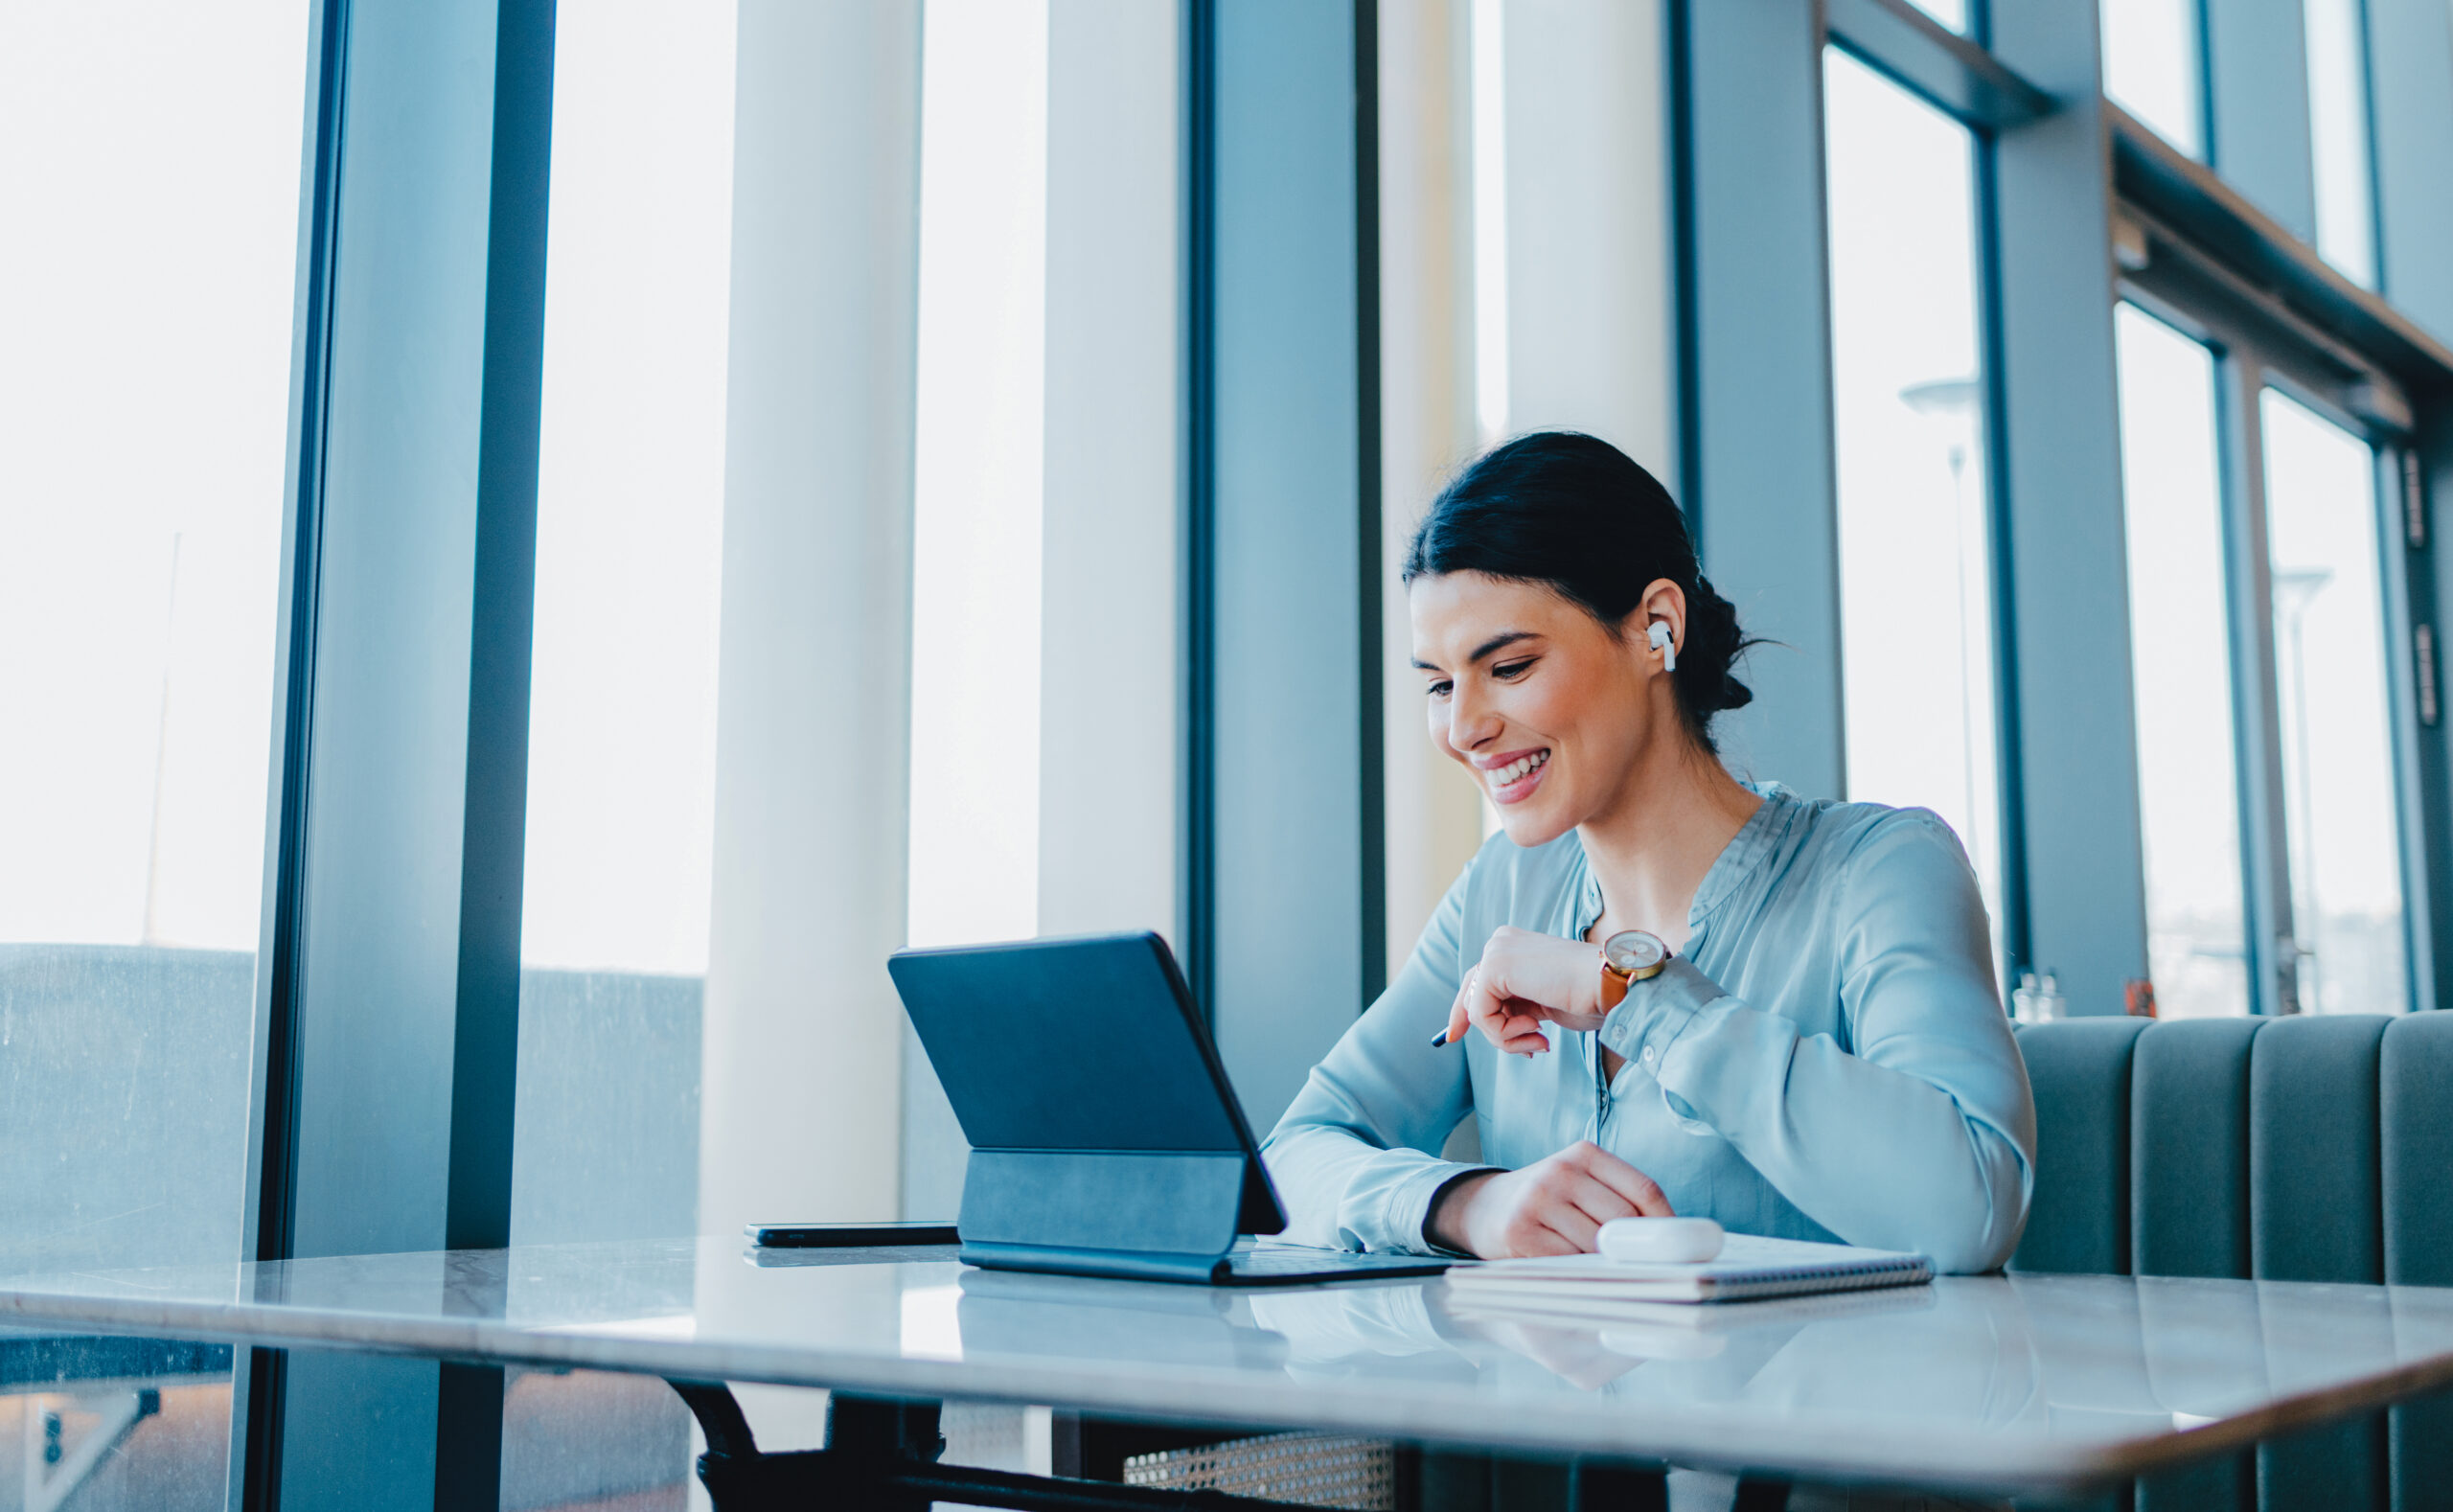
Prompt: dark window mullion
<box><xmin>2369</xmin><ymin>442</ymin><xmax>2440</xmax><ymax>1011</ymax></box>
<box><xmin>2214</xmin><ymin>351</ymin><xmax>2300</xmax><ymax>1014</ymax></box>
<box><xmin>1972</xmin><ymin>128</ymin><xmax>2031</xmax><ymax>980</ymax></box>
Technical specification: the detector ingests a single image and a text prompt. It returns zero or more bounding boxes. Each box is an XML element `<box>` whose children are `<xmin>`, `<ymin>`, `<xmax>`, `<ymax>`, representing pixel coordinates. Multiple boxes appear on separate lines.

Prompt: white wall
<box><xmin>1500</xmin><ymin>0</ymin><xmax>1678</xmax><ymax>477</ymax></box>
<box><xmin>698</xmin><ymin>0</ymin><xmax>923</xmax><ymax>1244</ymax></box>
<box><xmin>1038</xmin><ymin>0</ymin><xmax>1183</xmax><ymax>943</ymax></box>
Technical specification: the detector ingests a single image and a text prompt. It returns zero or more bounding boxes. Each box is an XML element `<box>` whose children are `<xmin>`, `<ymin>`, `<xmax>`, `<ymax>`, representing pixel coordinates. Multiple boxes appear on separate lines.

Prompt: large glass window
<box><xmin>512</xmin><ymin>0</ymin><xmax>737</xmax><ymax>1249</ymax></box>
<box><xmin>0</xmin><ymin>9</ymin><xmax>305</xmax><ymax>1500</ymax></box>
<box><xmin>2302</xmin><ymin>0</ymin><xmax>2377</xmax><ymax>286</ymax></box>
<box><xmin>2100</xmin><ymin>0</ymin><xmax>2204</xmax><ymax>158</ymax></box>
<box><xmin>1822</xmin><ymin>49</ymin><xmax>2006</xmax><ymax>971</ymax></box>
<box><xmin>1903</xmin><ymin>0</ymin><xmax>1968</xmax><ymax>35</ymax></box>
<box><xmin>2261</xmin><ymin>389</ymin><xmax>2407</xmax><ymax>1013</ymax></box>
<box><xmin>2113</xmin><ymin>307</ymin><xmax>2251</xmax><ymax>1019</ymax></box>
<box><xmin>2109</xmin><ymin>309</ymin><xmax>2414</xmax><ymax>1019</ymax></box>
<box><xmin>0</xmin><ymin>0</ymin><xmax>307</xmax><ymax>1273</ymax></box>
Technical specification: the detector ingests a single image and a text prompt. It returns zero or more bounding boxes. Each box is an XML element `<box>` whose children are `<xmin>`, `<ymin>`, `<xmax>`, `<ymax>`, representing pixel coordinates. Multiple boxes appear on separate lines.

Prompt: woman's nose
<box><xmin>1445</xmin><ymin>685</ymin><xmax>1501</xmax><ymax>755</ymax></box>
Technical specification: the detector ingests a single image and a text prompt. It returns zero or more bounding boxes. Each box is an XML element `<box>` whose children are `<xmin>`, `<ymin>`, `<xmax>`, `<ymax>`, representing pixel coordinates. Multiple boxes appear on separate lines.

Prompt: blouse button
<box><xmin>1641</xmin><ymin>1045</ymin><xmax>1659</xmax><ymax>1067</ymax></box>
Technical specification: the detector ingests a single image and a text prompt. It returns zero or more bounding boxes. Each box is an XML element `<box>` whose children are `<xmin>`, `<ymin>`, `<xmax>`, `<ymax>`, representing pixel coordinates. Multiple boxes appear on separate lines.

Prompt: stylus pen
<box><xmin>1431</xmin><ymin>1027</ymin><xmax>1456</xmax><ymax>1047</ymax></box>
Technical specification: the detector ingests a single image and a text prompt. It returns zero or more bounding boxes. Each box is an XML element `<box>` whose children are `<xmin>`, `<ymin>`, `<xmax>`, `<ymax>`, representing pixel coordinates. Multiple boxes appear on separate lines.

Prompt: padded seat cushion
<box><xmin>2131</xmin><ymin>1016</ymin><xmax>2258</xmax><ymax>1279</ymax></box>
<box><xmin>2250</xmin><ymin>1015</ymin><xmax>2388</xmax><ymax>1285</ymax></box>
<box><xmin>2381</xmin><ymin>1011</ymin><xmax>2453</xmax><ymax>1288</ymax></box>
<box><xmin>2009</xmin><ymin>1016</ymin><xmax>2146</xmax><ymax>1275</ymax></box>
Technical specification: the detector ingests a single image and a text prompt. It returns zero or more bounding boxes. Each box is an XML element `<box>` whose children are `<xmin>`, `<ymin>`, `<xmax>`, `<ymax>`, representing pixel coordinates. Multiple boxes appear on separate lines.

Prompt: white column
<box><xmin>1501</xmin><ymin>0</ymin><xmax>1677</xmax><ymax>476</ymax></box>
<box><xmin>899</xmin><ymin>0</ymin><xmax>1054</xmax><ymax>1222</ymax></box>
<box><xmin>1037</xmin><ymin>0</ymin><xmax>1183</xmax><ymax>942</ymax></box>
<box><xmin>1379</xmin><ymin>0</ymin><xmax>1488</xmax><ymax>979</ymax></box>
<box><xmin>699</xmin><ymin>0</ymin><xmax>924</xmax><ymax>1243</ymax></box>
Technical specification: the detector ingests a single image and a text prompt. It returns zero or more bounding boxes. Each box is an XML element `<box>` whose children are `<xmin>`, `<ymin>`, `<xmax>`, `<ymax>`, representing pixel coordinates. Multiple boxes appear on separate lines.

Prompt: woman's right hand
<box><xmin>1444</xmin><ymin>926</ymin><xmax>1612</xmax><ymax>1053</ymax></box>
<box><xmin>1425</xmin><ymin>1141</ymin><xmax>1675</xmax><ymax>1257</ymax></box>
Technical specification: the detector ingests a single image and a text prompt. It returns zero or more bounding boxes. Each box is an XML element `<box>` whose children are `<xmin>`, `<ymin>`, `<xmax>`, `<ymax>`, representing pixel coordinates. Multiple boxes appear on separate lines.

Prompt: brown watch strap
<box><xmin>1600</xmin><ymin>956</ymin><xmax>1631</xmax><ymax>1011</ymax></box>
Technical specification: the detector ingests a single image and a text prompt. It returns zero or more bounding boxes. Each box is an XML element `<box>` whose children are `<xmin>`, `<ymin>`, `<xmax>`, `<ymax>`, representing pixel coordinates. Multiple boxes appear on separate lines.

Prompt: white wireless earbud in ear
<box><xmin>1647</xmin><ymin>620</ymin><xmax>1677</xmax><ymax>673</ymax></box>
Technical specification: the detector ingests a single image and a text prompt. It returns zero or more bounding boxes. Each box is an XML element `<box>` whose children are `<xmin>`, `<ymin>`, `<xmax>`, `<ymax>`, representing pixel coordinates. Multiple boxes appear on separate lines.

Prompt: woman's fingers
<box><xmin>1528</xmin><ymin>1214</ymin><xmax>1596</xmax><ymax>1256</ymax></box>
<box><xmin>1488</xmin><ymin>1002</ymin><xmax>1547</xmax><ymax>1055</ymax></box>
<box><xmin>1526</xmin><ymin>1179</ymin><xmax>1661</xmax><ymax>1256</ymax></box>
<box><xmin>1457</xmin><ymin>927</ymin><xmax>1603</xmax><ymax>1053</ymax></box>
<box><xmin>1528</xmin><ymin>1159</ymin><xmax>1643</xmax><ymax>1252</ymax></box>
<box><xmin>1565</xmin><ymin>1173</ymin><xmax>1644</xmax><ymax>1230</ymax></box>
<box><xmin>1490</xmin><ymin>1021</ymin><xmax>1547</xmax><ymax>1055</ymax></box>
<box><xmin>1502</xmin><ymin>997</ymin><xmax>1552</xmax><ymax>1054</ymax></box>
<box><xmin>1459</xmin><ymin>967</ymin><xmax>1510</xmax><ymax>1048</ymax></box>
<box><xmin>1571</xmin><ymin>1143</ymin><xmax>1676</xmax><ymax>1218</ymax></box>
<box><xmin>1433</xmin><ymin>967</ymin><xmax>1510</xmax><ymax>1050</ymax></box>
<box><xmin>1472</xmin><ymin>927</ymin><xmax>1609</xmax><ymax>1028</ymax></box>
<box><xmin>1462</xmin><ymin>964</ymin><xmax>1551</xmax><ymax>1056</ymax></box>
<box><xmin>1453</xmin><ymin>1146</ymin><xmax>1682</xmax><ymax>1258</ymax></box>
<box><xmin>1506</xmin><ymin>1213</ymin><xmax>1590</xmax><ymax>1257</ymax></box>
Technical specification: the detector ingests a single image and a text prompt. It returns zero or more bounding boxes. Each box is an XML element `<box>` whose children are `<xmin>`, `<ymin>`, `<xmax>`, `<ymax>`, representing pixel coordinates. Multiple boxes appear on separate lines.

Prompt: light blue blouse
<box><xmin>1259</xmin><ymin>785</ymin><xmax>2037</xmax><ymax>1273</ymax></box>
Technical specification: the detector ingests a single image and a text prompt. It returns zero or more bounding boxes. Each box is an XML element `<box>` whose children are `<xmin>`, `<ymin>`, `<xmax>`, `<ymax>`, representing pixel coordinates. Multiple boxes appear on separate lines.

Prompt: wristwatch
<box><xmin>1598</xmin><ymin>929</ymin><xmax>1670</xmax><ymax>1010</ymax></box>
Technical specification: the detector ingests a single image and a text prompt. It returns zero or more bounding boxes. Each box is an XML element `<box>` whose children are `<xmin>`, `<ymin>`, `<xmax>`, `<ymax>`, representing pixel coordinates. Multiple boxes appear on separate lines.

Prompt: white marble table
<box><xmin>6</xmin><ymin>1238</ymin><xmax>2453</xmax><ymax>1501</ymax></box>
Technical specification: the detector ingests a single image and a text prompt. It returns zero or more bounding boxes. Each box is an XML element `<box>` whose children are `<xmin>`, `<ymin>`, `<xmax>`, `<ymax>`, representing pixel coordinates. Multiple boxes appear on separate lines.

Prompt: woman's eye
<box><xmin>1492</xmin><ymin>658</ymin><xmax>1535</xmax><ymax>679</ymax></box>
<box><xmin>1426</xmin><ymin>680</ymin><xmax>1453</xmax><ymax>699</ymax></box>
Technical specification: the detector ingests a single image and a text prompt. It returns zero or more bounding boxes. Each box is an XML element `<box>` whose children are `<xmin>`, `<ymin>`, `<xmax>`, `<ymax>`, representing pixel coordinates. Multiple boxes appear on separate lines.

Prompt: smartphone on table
<box><xmin>744</xmin><ymin>1220</ymin><xmax>960</xmax><ymax>1249</ymax></box>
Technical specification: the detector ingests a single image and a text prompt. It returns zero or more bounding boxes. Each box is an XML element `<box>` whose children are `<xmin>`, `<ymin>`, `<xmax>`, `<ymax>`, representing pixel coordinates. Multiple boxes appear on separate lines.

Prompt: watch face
<box><xmin>1603</xmin><ymin>930</ymin><xmax>1667</xmax><ymax>975</ymax></box>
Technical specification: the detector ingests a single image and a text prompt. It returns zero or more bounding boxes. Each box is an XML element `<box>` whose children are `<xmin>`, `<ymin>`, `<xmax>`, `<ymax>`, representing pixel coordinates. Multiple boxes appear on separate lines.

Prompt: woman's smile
<box><xmin>1476</xmin><ymin>745</ymin><xmax>1551</xmax><ymax>804</ymax></box>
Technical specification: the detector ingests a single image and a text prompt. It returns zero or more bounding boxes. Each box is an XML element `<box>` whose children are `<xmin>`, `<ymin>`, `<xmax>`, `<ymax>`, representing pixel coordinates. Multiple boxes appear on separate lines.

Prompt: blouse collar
<box><xmin>1570</xmin><ymin>781</ymin><xmax>1792</xmax><ymax>938</ymax></box>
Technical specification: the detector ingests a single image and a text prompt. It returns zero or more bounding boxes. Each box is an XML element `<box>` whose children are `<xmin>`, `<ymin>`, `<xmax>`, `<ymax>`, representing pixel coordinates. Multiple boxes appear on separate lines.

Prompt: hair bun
<box><xmin>1676</xmin><ymin>576</ymin><xmax>1756</xmax><ymax>716</ymax></box>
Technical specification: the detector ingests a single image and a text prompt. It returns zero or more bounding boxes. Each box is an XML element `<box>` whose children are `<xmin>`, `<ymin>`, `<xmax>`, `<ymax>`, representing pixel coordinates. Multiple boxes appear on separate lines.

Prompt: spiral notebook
<box><xmin>1441</xmin><ymin>1233</ymin><xmax>1932</xmax><ymax>1310</ymax></box>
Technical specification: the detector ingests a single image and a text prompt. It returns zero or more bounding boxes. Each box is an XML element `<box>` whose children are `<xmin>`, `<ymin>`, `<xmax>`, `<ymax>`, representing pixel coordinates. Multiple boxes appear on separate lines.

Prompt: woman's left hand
<box><xmin>1445</xmin><ymin>926</ymin><xmax>1611</xmax><ymax>1055</ymax></box>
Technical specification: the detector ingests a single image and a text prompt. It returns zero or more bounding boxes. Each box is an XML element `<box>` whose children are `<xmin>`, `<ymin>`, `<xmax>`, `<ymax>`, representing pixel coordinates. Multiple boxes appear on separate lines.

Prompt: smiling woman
<box><xmin>1261</xmin><ymin>431</ymin><xmax>2037</xmax><ymax>1272</ymax></box>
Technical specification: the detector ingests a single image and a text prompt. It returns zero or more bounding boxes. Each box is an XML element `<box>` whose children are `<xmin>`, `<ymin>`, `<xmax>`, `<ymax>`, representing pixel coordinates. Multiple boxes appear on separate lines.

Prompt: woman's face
<box><xmin>1410</xmin><ymin>570</ymin><xmax>1678</xmax><ymax>848</ymax></box>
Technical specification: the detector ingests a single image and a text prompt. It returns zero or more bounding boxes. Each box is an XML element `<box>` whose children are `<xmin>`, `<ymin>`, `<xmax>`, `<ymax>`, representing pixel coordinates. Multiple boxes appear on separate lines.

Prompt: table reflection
<box><xmin>931</xmin><ymin>1262</ymin><xmax>2453</xmax><ymax>1446</ymax></box>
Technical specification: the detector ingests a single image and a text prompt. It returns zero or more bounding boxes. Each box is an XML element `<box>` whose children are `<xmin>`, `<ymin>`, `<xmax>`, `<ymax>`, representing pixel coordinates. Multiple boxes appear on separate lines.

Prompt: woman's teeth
<box><xmin>1492</xmin><ymin>750</ymin><xmax>1548</xmax><ymax>786</ymax></box>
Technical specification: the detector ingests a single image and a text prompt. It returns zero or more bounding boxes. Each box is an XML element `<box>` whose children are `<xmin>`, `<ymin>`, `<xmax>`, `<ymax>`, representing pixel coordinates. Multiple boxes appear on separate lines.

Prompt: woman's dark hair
<box><xmin>1402</xmin><ymin>430</ymin><xmax>1756</xmax><ymax>751</ymax></box>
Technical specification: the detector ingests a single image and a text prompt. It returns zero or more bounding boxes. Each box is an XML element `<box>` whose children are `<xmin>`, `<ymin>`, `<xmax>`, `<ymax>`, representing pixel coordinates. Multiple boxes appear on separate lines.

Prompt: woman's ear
<box><xmin>1638</xmin><ymin>578</ymin><xmax>1685</xmax><ymax>668</ymax></box>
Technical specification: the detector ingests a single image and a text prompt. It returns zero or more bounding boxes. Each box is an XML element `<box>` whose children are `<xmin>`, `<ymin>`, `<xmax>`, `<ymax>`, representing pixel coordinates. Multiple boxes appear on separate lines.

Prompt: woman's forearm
<box><xmin>1598</xmin><ymin>958</ymin><xmax>2033</xmax><ymax>1271</ymax></box>
<box><xmin>1262</xmin><ymin>1114</ymin><xmax>1490</xmax><ymax>1253</ymax></box>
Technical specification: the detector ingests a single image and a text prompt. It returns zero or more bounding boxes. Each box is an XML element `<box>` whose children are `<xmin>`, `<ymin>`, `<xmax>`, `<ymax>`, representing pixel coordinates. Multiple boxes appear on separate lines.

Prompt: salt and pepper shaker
<box><xmin>2011</xmin><ymin>969</ymin><xmax>2066</xmax><ymax>1024</ymax></box>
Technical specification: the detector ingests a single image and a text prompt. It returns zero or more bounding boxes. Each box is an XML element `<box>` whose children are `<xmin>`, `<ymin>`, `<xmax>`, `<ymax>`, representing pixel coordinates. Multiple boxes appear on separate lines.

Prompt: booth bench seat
<box><xmin>2010</xmin><ymin>1012</ymin><xmax>2453</xmax><ymax>1512</ymax></box>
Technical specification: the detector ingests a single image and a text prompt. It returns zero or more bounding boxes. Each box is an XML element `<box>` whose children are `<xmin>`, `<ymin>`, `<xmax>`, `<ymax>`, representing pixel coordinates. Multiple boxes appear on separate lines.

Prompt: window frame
<box><xmin>1818</xmin><ymin>38</ymin><xmax>2014</xmax><ymax>978</ymax></box>
<box><xmin>2117</xmin><ymin>279</ymin><xmax>2435</xmax><ymax>1016</ymax></box>
<box><xmin>1682</xmin><ymin>0</ymin><xmax>2453</xmax><ymax>1014</ymax></box>
<box><xmin>237</xmin><ymin>0</ymin><xmax>559</xmax><ymax>1503</ymax></box>
<box><xmin>2110</xmin><ymin>96</ymin><xmax>2449</xmax><ymax>1019</ymax></box>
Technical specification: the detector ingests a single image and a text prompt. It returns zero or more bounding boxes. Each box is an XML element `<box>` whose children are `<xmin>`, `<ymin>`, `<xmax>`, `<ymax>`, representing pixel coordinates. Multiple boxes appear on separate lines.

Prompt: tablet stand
<box><xmin>953</xmin><ymin>1148</ymin><xmax>1279</xmax><ymax>1283</ymax></box>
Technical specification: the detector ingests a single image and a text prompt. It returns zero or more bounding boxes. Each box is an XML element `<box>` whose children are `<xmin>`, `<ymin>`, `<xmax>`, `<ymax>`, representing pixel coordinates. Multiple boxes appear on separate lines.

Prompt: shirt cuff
<box><xmin>1390</xmin><ymin>1159</ymin><xmax>1501</xmax><ymax>1256</ymax></box>
<box><xmin>1597</xmin><ymin>955</ymin><xmax>1729</xmax><ymax>1077</ymax></box>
